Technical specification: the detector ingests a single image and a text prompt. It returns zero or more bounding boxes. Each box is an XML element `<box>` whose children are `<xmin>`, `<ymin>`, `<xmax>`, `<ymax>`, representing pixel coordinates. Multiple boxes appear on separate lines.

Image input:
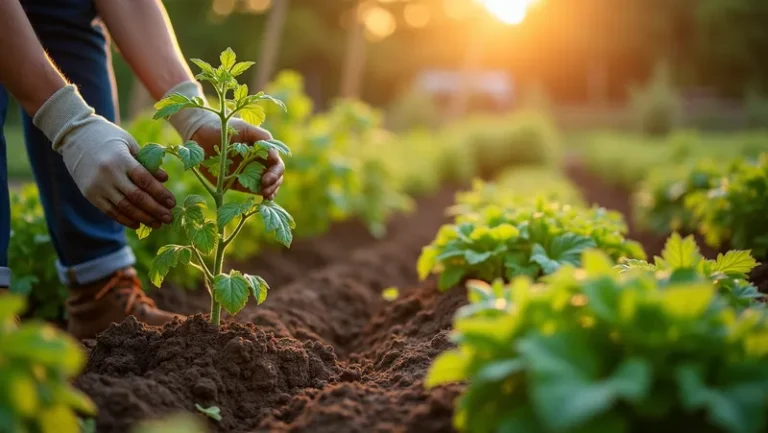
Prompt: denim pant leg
<box><xmin>0</xmin><ymin>87</ymin><xmax>10</xmax><ymax>287</ymax></box>
<box><xmin>22</xmin><ymin>2</ymin><xmax>135</xmax><ymax>286</ymax></box>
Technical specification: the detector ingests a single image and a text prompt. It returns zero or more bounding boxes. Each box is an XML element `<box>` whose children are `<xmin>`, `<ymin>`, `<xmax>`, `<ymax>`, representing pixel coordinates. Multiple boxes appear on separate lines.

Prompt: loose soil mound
<box><xmin>77</xmin><ymin>188</ymin><xmax>466</xmax><ymax>433</ymax></box>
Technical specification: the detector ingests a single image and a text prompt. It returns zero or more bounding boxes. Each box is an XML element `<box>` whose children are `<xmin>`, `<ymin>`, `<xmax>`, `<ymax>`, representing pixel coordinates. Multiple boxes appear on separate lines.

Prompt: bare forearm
<box><xmin>0</xmin><ymin>1</ymin><xmax>67</xmax><ymax>115</ymax></box>
<box><xmin>95</xmin><ymin>0</ymin><xmax>193</xmax><ymax>101</ymax></box>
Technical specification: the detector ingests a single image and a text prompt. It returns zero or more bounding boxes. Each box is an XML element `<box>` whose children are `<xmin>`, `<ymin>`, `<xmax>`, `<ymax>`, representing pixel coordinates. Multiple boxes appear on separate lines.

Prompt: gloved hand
<box><xmin>33</xmin><ymin>85</ymin><xmax>176</xmax><ymax>230</ymax></box>
<box><xmin>165</xmin><ymin>81</ymin><xmax>284</xmax><ymax>200</ymax></box>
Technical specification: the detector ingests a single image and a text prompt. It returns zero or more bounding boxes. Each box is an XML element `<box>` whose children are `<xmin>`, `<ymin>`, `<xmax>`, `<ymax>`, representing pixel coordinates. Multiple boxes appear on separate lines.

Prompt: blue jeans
<box><xmin>0</xmin><ymin>0</ymin><xmax>135</xmax><ymax>288</ymax></box>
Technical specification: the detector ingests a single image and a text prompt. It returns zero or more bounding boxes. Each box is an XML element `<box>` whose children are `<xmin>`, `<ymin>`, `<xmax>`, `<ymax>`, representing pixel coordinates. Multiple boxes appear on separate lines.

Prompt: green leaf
<box><xmin>417</xmin><ymin>246</ymin><xmax>438</xmax><ymax>280</ymax></box>
<box><xmin>244</xmin><ymin>273</ymin><xmax>269</xmax><ymax>304</ymax></box>
<box><xmin>190</xmin><ymin>221</ymin><xmax>218</xmax><ymax>255</ymax></box>
<box><xmin>239</xmin><ymin>105</ymin><xmax>266</xmax><ymax>126</ymax></box>
<box><xmin>231</xmin><ymin>142</ymin><xmax>250</xmax><ymax>157</ymax></box>
<box><xmin>661</xmin><ymin>283</ymin><xmax>715</xmax><ymax>319</ymax></box>
<box><xmin>185</xmin><ymin>195</ymin><xmax>207</xmax><ymax>208</ymax></box>
<box><xmin>530</xmin><ymin>234</ymin><xmax>596</xmax><ymax>274</ymax></box>
<box><xmin>137</xmin><ymin>144</ymin><xmax>166</xmax><ymax>173</ymax></box>
<box><xmin>154</xmin><ymin>93</ymin><xmax>192</xmax><ymax>110</ymax></box>
<box><xmin>465</xmin><ymin>250</ymin><xmax>493</xmax><ymax>265</ymax></box>
<box><xmin>190</xmin><ymin>58</ymin><xmax>215</xmax><ymax>76</ymax></box>
<box><xmin>237</xmin><ymin>162</ymin><xmax>265</xmax><ymax>193</ymax></box>
<box><xmin>256</xmin><ymin>139</ymin><xmax>292</xmax><ymax>156</ymax></box>
<box><xmin>148</xmin><ymin>245</ymin><xmax>191</xmax><ymax>287</ymax></box>
<box><xmin>177</xmin><ymin>141</ymin><xmax>205</xmax><ymax>170</ymax></box>
<box><xmin>425</xmin><ymin>350</ymin><xmax>469</xmax><ymax>388</ymax></box>
<box><xmin>438</xmin><ymin>266</ymin><xmax>466</xmax><ymax>291</ymax></box>
<box><xmin>153</xmin><ymin>103</ymin><xmax>193</xmax><ymax>120</ymax></box>
<box><xmin>713</xmin><ymin>250</ymin><xmax>758</xmax><ymax>275</ymax></box>
<box><xmin>230</xmin><ymin>61</ymin><xmax>255</xmax><ymax>77</ymax></box>
<box><xmin>259</xmin><ymin>201</ymin><xmax>295</xmax><ymax>247</ymax></box>
<box><xmin>660</xmin><ymin>232</ymin><xmax>702</xmax><ymax>269</ymax></box>
<box><xmin>202</xmin><ymin>155</ymin><xmax>233</xmax><ymax>177</ymax></box>
<box><xmin>195</xmin><ymin>404</ymin><xmax>222</xmax><ymax>422</ymax></box>
<box><xmin>0</xmin><ymin>293</ymin><xmax>26</xmax><ymax>321</ymax></box>
<box><xmin>476</xmin><ymin>359</ymin><xmax>525</xmax><ymax>382</ymax></box>
<box><xmin>220</xmin><ymin>47</ymin><xmax>236</xmax><ymax>70</ymax></box>
<box><xmin>214</xmin><ymin>271</ymin><xmax>250</xmax><ymax>315</ymax></box>
<box><xmin>617</xmin><ymin>258</ymin><xmax>656</xmax><ymax>273</ymax></box>
<box><xmin>234</xmin><ymin>84</ymin><xmax>248</xmax><ymax>102</ymax></box>
<box><xmin>382</xmin><ymin>287</ymin><xmax>400</xmax><ymax>301</ymax></box>
<box><xmin>136</xmin><ymin>224</ymin><xmax>152</xmax><ymax>240</ymax></box>
<box><xmin>217</xmin><ymin>201</ymin><xmax>251</xmax><ymax>230</ymax></box>
<box><xmin>677</xmin><ymin>365</ymin><xmax>766</xmax><ymax>433</ymax></box>
<box><xmin>518</xmin><ymin>334</ymin><xmax>652</xmax><ymax>431</ymax></box>
<box><xmin>1</xmin><ymin>323</ymin><xmax>85</xmax><ymax>375</ymax></box>
<box><xmin>247</xmin><ymin>93</ymin><xmax>287</xmax><ymax>111</ymax></box>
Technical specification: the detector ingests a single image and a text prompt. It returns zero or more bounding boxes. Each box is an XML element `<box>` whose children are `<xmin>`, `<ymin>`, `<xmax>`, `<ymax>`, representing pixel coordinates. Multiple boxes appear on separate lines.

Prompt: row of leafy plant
<box><xmin>427</xmin><ymin>233</ymin><xmax>767</xmax><ymax>433</ymax></box>
<box><xmin>634</xmin><ymin>153</ymin><xmax>768</xmax><ymax>258</ymax></box>
<box><xmin>417</xmin><ymin>166</ymin><xmax>645</xmax><ymax>291</ymax></box>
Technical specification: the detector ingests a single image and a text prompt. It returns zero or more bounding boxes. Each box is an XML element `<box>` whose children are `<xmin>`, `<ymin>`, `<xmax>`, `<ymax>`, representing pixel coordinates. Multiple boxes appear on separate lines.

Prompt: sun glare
<box><xmin>478</xmin><ymin>0</ymin><xmax>537</xmax><ymax>25</ymax></box>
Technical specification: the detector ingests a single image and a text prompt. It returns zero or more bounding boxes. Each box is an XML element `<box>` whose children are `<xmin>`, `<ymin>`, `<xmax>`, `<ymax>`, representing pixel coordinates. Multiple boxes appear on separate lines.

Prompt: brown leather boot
<box><xmin>66</xmin><ymin>267</ymin><xmax>183</xmax><ymax>340</ymax></box>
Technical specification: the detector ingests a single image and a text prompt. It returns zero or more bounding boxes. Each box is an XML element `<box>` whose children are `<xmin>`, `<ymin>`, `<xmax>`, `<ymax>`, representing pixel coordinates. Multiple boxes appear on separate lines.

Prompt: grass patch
<box><xmin>3</xmin><ymin>124</ymin><xmax>33</xmax><ymax>180</ymax></box>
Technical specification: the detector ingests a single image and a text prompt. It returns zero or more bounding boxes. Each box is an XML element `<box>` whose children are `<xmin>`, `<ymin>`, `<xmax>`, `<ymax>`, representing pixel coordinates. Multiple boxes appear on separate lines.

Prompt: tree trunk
<box><xmin>340</xmin><ymin>1</ymin><xmax>367</xmax><ymax>99</ymax></box>
<box><xmin>253</xmin><ymin>0</ymin><xmax>291</xmax><ymax>91</ymax></box>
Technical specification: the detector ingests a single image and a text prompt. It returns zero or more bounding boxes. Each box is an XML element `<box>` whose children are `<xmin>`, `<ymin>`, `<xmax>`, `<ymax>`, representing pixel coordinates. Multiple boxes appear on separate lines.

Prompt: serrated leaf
<box><xmin>214</xmin><ymin>271</ymin><xmax>249</xmax><ymax>316</ymax></box>
<box><xmin>136</xmin><ymin>224</ymin><xmax>152</xmax><ymax>240</ymax></box>
<box><xmin>185</xmin><ymin>194</ymin><xmax>206</xmax><ymax>208</ymax></box>
<box><xmin>249</xmin><ymin>93</ymin><xmax>287</xmax><ymax>111</ymax></box>
<box><xmin>231</xmin><ymin>142</ymin><xmax>250</xmax><ymax>157</ymax></box>
<box><xmin>153</xmin><ymin>103</ymin><xmax>193</xmax><ymax>120</ymax></box>
<box><xmin>259</xmin><ymin>201</ymin><xmax>295</xmax><ymax>247</ymax></box>
<box><xmin>202</xmin><ymin>155</ymin><xmax>233</xmax><ymax>177</ymax></box>
<box><xmin>231</xmin><ymin>61</ymin><xmax>255</xmax><ymax>77</ymax></box>
<box><xmin>234</xmin><ymin>84</ymin><xmax>248</xmax><ymax>101</ymax></box>
<box><xmin>137</xmin><ymin>144</ymin><xmax>166</xmax><ymax>173</ymax></box>
<box><xmin>713</xmin><ymin>250</ymin><xmax>758</xmax><ymax>275</ymax></box>
<box><xmin>239</xmin><ymin>105</ymin><xmax>266</xmax><ymax>126</ymax></box>
<box><xmin>244</xmin><ymin>274</ymin><xmax>269</xmax><ymax>304</ymax></box>
<box><xmin>190</xmin><ymin>221</ymin><xmax>218</xmax><ymax>255</ymax></box>
<box><xmin>531</xmin><ymin>234</ymin><xmax>596</xmax><ymax>275</ymax></box>
<box><xmin>661</xmin><ymin>233</ymin><xmax>702</xmax><ymax>269</ymax></box>
<box><xmin>195</xmin><ymin>404</ymin><xmax>222</xmax><ymax>422</ymax></box>
<box><xmin>154</xmin><ymin>93</ymin><xmax>192</xmax><ymax>110</ymax></box>
<box><xmin>190</xmin><ymin>58</ymin><xmax>215</xmax><ymax>76</ymax></box>
<box><xmin>237</xmin><ymin>162</ymin><xmax>265</xmax><ymax>193</ymax></box>
<box><xmin>217</xmin><ymin>202</ymin><xmax>248</xmax><ymax>230</ymax></box>
<box><xmin>220</xmin><ymin>47</ymin><xmax>236</xmax><ymax>70</ymax></box>
<box><xmin>177</xmin><ymin>141</ymin><xmax>205</xmax><ymax>170</ymax></box>
<box><xmin>256</xmin><ymin>139</ymin><xmax>292</xmax><ymax>156</ymax></box>
<box><xmin>148</xmin><ymin>245</ymin><xmax>191</xmax><ymax>287</ymax></box>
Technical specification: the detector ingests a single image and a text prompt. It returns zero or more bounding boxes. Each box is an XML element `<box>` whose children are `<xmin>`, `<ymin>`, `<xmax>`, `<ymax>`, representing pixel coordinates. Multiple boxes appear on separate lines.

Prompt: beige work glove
<box><xmin>33</xmin><ymin>85</ymin><xmax>176</xmax><ymax>229</ymax></box>
<box><xmin>164</xmin><ymin>80</ymin><xmax>285</xmax><ymax>200</ymax></box>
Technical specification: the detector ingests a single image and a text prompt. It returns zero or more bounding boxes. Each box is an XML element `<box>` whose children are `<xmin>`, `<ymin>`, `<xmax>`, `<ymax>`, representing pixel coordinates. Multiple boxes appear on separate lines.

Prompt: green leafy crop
<box><xmin>418</xmin><ymin>200</ymin><xmax>645</xmax><ymax>291</ymax></box>
<box><xmin>685</xmin><ymin>155</ymin><xmax>768</xmax><ymax>257</ymax></box>
<box><xmin>135</xmin><ymin>48</ymin><xmax>294</xmax><ymax>325</ymax></box>
<box><xmin>619</xmin><ymin>232</ymin><xmax>763</xmax><ymax>310</ymax></box>
<box><xmin>427</xmin><ymin>248</ymin><xmax>768</xmax><ymax>433</ymax></box>
<box><xmin>0</xmin><ymin>293</ymin><xmax>95</xmax><ymax>433</ymax></box>
<box><xmin>7</xmin><ymin>185</ymin><xmax>67</xmax><ymax>321</ymax></box>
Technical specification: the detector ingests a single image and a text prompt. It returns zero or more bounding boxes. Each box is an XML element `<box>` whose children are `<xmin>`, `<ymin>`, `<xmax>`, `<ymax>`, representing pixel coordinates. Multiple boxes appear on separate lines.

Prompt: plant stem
<box><xmin>210</xmin><ymin>85</ymin><xmax>229</xmax><ymax>327</ymax></box>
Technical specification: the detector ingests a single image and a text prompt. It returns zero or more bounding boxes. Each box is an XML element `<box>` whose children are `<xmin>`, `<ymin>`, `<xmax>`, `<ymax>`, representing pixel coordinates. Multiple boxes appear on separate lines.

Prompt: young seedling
<box><xmin>136</xmin><ymin>48</ymin><xmax>294</xmax><ymax>326</ymax></box>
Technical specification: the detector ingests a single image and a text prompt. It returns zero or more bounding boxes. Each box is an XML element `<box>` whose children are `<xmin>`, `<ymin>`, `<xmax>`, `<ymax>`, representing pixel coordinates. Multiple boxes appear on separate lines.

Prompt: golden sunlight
<box><xmin>478</xmin><ymin>0</ymin><xmax>537</xmax><ymax>25</ymax></box>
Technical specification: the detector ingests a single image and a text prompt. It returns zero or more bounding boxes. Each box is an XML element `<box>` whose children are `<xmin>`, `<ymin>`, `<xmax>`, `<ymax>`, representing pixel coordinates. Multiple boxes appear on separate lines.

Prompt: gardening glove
<box><xmin>165</xmin><ymin>80</ymin><xmax>284</xmax><ymax>200</ymax></box>
<box><xmin>33</xmin><ymin>84</ymin><xmax>176</xmax><ymax>230</ymax></box>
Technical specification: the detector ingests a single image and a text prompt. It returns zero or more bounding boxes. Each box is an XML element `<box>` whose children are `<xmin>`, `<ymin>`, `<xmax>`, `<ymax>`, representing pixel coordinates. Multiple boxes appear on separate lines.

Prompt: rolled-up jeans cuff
<box><xmin>0</xmin><ymin>268</ymin><xmax>10</xmax><ymax>287</ymax></box>
<box><xmin>56</xmin><ymin>246</ymin><xmax>136</xmax><ymax>286</ymax></box>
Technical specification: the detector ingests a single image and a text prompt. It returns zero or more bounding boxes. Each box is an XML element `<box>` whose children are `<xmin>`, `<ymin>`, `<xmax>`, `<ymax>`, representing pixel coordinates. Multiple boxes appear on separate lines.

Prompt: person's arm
<box><xmin>96</xmin><ymin>0</ymin><xmax>284</xmax><ymax>200</ymax></box>
<box><xmin>0</xmin><ymin>1</ymin><xmax>176</xmax><ymax>230</ymax></box>
<box><xmin>0</xmin><ymin>1</ymin><xmax>67</xmax><ymax>115</ymax></box>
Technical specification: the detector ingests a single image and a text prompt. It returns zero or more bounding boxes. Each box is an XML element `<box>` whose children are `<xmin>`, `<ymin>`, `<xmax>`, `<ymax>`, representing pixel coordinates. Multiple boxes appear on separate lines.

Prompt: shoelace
<box><xmin>94</xmin><ymin>270</ymin><xmax>158</xmax><ymax>315</ymax></box>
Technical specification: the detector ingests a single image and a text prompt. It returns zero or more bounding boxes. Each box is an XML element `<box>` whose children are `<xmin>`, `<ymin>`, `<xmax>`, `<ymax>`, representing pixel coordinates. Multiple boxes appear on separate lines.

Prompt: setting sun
<box><xmin>478</xmin><ymin>0</ymin><xmax>537</xmax><ymax>25</ymax></box>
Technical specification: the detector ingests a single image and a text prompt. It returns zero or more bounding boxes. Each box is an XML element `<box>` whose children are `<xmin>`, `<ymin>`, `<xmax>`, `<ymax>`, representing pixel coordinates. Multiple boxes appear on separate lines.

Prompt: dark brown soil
<box><xmin>76</xmin><ymin>187</ymin><xmax>466</xmax><ymax>433</ymax></box>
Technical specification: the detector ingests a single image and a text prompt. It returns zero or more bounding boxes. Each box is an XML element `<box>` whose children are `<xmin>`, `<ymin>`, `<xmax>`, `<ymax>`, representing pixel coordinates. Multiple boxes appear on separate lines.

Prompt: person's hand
<box><xmin>191</xmin><ymin>118</ymin><xmax>284</xmax><ymax>200</ymax></box>
<box><xmin>33</xmin><ymin>85</ymin><xmax>176</xmax><ymax>230</ymax></box>
<box><xmin>165</xmin><ymin>81</ymin><xmax>284</xmax><ymax>200</ymax></box>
